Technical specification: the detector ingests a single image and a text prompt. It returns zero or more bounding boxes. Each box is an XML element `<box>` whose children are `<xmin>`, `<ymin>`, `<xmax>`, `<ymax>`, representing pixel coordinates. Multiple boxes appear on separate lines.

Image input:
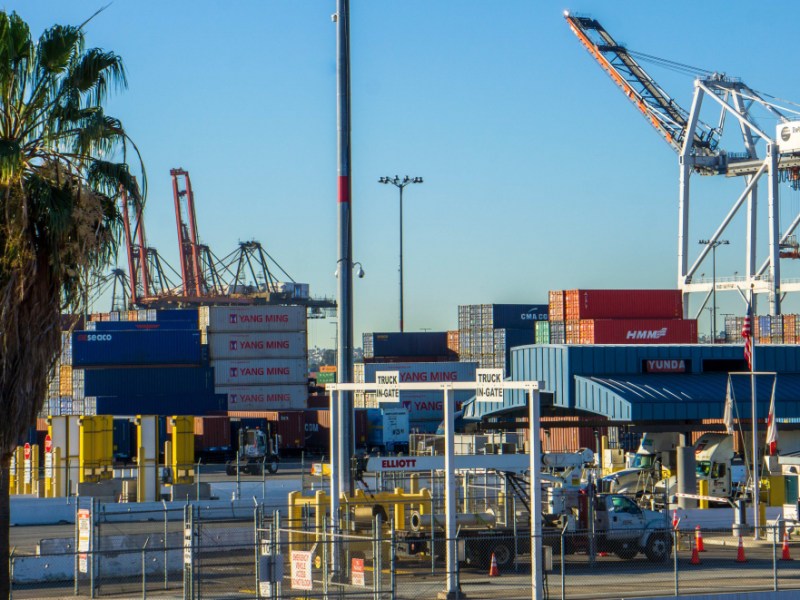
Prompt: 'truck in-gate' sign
<box><xmin>375</xmin><ymin>370</ymin><xmax>400</xmax><ymax>402</ymax></box>
<box><xmin>476</xmin><ymin>368</ymin><xmax>504</xmax><ymax>402</ymax></box>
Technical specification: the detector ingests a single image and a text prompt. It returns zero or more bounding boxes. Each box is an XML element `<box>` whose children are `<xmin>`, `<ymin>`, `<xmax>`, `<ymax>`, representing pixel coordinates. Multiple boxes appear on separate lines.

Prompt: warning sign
<box><xmin>290</xmin><ymin>550</ymin><xmax>313</xmax><ymax>591</ymax></box>
<box><xmin>375</xmin><ymin>370</ymin><xmax>400</xmax><ymax>402</ymax></box>
<box><xmin>78</xmin><ymin>508</ymin><xmax>91</xmax><ymax>573</ymax></box>
<box><xmin>351</xmin><ymin>557</ymin><xmax>365</xmax><ymax>587</ymax></box>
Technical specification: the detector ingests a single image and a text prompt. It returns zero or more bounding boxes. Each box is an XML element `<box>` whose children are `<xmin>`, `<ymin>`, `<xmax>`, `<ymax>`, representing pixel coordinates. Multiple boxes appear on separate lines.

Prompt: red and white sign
<box><xmin>44</xmin><ymin>434</ymin><xmax>52</xmax><ymax>454</ymax></box>
<box><xmin>78</xmin><ymin>508</ymin><xmax>91</xmax><ymax>573</ymax></box>
<box><xmin>290</xmin><ymin>550</ymin><xmax>313</xmax><ymax>591</ymax></box>
<box><xmin>23</xmin><ymin>443</ymin><xmax>31</xmax><ymax>460</ymax></box>
<box><xmin>351</xmin><ymin>557</ymin><xmax>365</xmax><ymax>587</ymax></box>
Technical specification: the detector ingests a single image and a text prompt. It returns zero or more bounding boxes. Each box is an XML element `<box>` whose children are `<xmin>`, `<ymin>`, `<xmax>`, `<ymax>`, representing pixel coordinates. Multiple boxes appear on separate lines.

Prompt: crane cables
<box><xmin>628</xmin><ymin>49</ymin><xmax>715</xmax><ymax>79</ymax></box>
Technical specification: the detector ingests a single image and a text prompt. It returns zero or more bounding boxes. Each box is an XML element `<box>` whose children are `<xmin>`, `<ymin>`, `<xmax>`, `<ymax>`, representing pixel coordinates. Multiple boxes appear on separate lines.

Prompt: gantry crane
<box><xmin>115</xmin><ymin>170</ymin><xmax>335</xmax><ymax>315</ymax></box>
<box><xmin>566</xmin><ymin>11</ymin><xmax>800</xmax><ymax>316</ymax></box>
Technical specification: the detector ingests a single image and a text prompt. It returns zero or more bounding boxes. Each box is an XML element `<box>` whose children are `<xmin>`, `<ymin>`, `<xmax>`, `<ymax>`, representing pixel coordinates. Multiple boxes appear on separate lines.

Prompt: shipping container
<box><xmin>362</xmin><ymin>355</ymin><xmax>455</xmax><ymax>364</ymax></box>
<box><xmin>72</xmin><ymin>330</ymin><xmax>202</xmax><ymax>367</ymax></box>
<box><xmin>548</xmin><ymin>291</ymin><xmax>565</xmax><ymax>321</ymax></box>
<box><xmin>540</xmin><ymin>425</ymin><xmax>606</xmax><ymax>453</ymax></box>
<box><xmin>363</xmin><ymin>332</ymin><xmax>450</xmax><ymax>360</ymax></box>
<box><xmin>493</xmin><ymin>328</ymin><xmax>536</xmax><ymax>374</ymax></box>
<box><xmin>228</xmin><ymin>410</ymin><xmax>306</xmax><ymax>450</ymax></box>
<box><xmin>193</xmin><ymin>416</ymin><xmax>231</xmax><ymax>453</ymax></box>
<box><xmin>112</xmin><ymin>418</ymin><xmax>136</xmax><ymax>462</ymax></box>
<box><xmin>199</xmin><ymin>305</ymin><xmax>307</xmax><ymax>333</ymax></box>
<box><xmin>458</xmin><ymin>304</ymin><xmax>548</xmax><ymax>330</ymax></box>
<box><xmin>564</xmin><ymin>289</ymin><xmax>682</xmax><ymax>320</ymax></box>
<box><xmin>565</xmin><ymin>320</ymin><xmax>581</xmax><ymax>345</ymax></box>
<box><xmin>84</xmin><ymin>366</ymin><xmax>214</xmax><ymax>396</ymax></box>
<box><xmin>535</xmin><ymin>321</ymin><xmax>551</xmax><ymax>344</ymax></box>
<box><xmin>157</xmin><ymin>308</ymin><xmax>199</xmax><ymax>323</ymax></box>
<box><xmin>578</xmin><ymin>319</ymin><xmax>698</xmax><ymax>344</ymax></box>
<box><xmin>92</xmin><ymin>393</ymin><xmax>227</xmax><ymax>416</ymax></box>
<box><xmin>303</xmin><ymin>409</ymin><xmax>331</xmax><ymax>453</ymax></box>
<box><xmin>87</xmin><ymin>320</ymin><xmax>198</xmax><ymax>331</ymax></box>
<box><xmin>307</xmin><ymin>394</ymin><xmax>329</xmax><ymax>409</ymax></box>
<box><xmin>213</xmin><ymin>358</ymin><xmax>308</xmax><ymax>385</ymax></box>
<box><xmin>447</xmin><ymin>330</ymin><xmax>460</xmax><ymax>355</ymax></box>
<box><xmin>207</xmin><ymin>331</ymin><xmax>307</xmax><ymax>359</ymax></box>
<box><xmin>218</xmin><ymin>384</ymin><xmax>308</xmax><ymax>411</ymax></box>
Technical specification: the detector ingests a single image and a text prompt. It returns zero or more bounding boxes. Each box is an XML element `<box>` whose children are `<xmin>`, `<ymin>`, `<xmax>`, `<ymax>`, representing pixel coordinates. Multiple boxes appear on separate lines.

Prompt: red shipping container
<box><xmin>194</xmin><ymin>416</ymin><xmax>230</xmax><ymax>451</ymax></box>
<box><xmin>579</xmin><ymin>319</ymin><xmax>697</xmax><ymax>344</ymax></box>
<box><xmin>307</xmin><ymin>394</ymin><xmax>330</xmax><ymax>409</ymax></box>
<box><xmin>565</xmin><ymin>289</ymin><xmax>683</xmax><ymax>320</ymax></box>
<box><xmin>303</xmin><ymin>409</ymin><xmax>331</xmax><ymax>453</ymax></box>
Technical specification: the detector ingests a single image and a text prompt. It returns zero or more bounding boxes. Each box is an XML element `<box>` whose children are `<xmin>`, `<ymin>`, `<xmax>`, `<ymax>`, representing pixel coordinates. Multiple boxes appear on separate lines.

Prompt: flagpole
<box><xmin>750</xmin><ymin>286</ymin><xmax>759</xmax><ymax>540</ymax></box>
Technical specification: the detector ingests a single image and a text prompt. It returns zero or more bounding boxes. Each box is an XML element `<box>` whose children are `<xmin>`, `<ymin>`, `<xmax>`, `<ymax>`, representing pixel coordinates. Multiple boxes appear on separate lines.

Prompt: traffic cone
<box><xmin>488</xmin><ymin>552</ymin><xmax>500</xmax><ymax>577</ymax></box>
<box><xmin>782</xmin><ymin>533</ymin><xmax>793</xmax><ymax>561</ymax></box>
<box><xmin>672</xmin><ymin>510</ymin><xmax>679</xmax><ymax>529</ymax></box>
<box><xmin>689</xmin><ymin>541</ymin><xmax>701</xmax><ymax>565</ymax></box>
<box><xmin>695</xmin><ymin>525</ymin><xmax>705</xmax><ymax>552</ymax></box>
<box><xmin>736</xmin><ymin>535</ymin><xmax>747</xmax><ymax>563</ymax></box>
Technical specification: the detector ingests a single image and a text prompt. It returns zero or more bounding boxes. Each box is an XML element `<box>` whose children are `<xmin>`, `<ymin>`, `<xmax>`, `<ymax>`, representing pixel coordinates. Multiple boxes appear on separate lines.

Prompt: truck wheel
<box><xmin>225</xmin><ymin>463</ymin><xmax>235</xmax><ymax>476</ymax></box>
<box><xmin>644</xmin><ymin>533</ymin><xmax>672</xmax><ymax>562</ymax></box>
<box><xmin>266</xmin><ymin>457</ymin><xmax>279</xmax><ymax>474</ymax></box>
<box><xmin>614</xmin><ymin>541</ymin><xmax>638</xmax><ymax>559</ymax></box>
<box><xmin>488</xmin><ymin>541</ymin><xmax>514</xmax><ymax>568</ymax></box>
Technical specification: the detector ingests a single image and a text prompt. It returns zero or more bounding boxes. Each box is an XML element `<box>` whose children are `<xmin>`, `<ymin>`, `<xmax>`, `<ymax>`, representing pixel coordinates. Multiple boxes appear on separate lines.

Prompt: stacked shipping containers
<box><xmin>457</xmin><ymin>304</ymin><xmax>547</xmax><ymax>373</ymax></box>
<box><xmin>199</xmin><ymin>305</ymin><xmax>308</xmax><ymax>411</ymax></box>
<box><xmin>546</xmin><ymin>289</ymin><xmax>697</xmax><ymax>345</ymax></box>
<box><xmin>725</xmin><ymin>314</ymin><xmax>800</xmax><ymax>345</ymax></box>
<box><xmin>72</xmin><ymin>309</ymin><xmax>228</xmax><ymax>416</ymax></box>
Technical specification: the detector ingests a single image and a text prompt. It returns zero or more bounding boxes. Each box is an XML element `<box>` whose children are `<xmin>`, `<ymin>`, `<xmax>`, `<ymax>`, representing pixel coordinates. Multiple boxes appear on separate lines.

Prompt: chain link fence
<box><xmin>11</xmin><ymin>504</ymin><xmax>800</xmax><ymax>600</ymax></box>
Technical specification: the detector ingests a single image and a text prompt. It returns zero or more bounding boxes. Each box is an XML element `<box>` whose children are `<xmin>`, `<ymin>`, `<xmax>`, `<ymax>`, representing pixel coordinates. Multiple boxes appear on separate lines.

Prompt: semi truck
<box><xmin>601</xmin><ymin>432</ymin><xmax>678</xmax><ymax>497</ymax></box>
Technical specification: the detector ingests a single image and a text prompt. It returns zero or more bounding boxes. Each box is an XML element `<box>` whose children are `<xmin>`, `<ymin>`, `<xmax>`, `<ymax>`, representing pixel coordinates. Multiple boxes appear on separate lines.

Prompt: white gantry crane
<box><xmin>566</xmin><ymin>11</ymin><xmax>800</xmax><ymax>317</ymax></box>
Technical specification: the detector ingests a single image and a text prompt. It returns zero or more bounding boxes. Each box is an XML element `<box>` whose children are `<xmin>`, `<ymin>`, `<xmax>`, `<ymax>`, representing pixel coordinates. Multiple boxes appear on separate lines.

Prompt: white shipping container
<box><xmin>213</xmin><ymin>358</ymin><xmax>308</xmax><ymax>385</ymax></box>
<box><xmin>382</xmin><ymin>408</ymin><xmax>410</xmax><ymax>448</ymax></box>
<box><xmin>207</xmin><ymin>331</ymin><xmax>307</xmax><ymax>359</ymax></box>
<box><xmin>199</xmin><ymin>305</ymin><xmax>307</xmax><ymax>333</ymax></box>
<box><xmin>217</xmin><ymin>384</ymin><xmax>308</xmax><ymax>411</ymax></box>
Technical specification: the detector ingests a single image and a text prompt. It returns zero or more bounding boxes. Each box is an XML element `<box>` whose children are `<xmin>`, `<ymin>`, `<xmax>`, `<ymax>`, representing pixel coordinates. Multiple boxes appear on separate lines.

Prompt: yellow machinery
<box><xmin>169</xmin><ymin>415</ymin><xmax>195</xmax><ymax>485</ymax></box>
<box><xmin>78</xmin><ymin>415</ymin><xmax>113</xmax><ymax>483</ymax></box>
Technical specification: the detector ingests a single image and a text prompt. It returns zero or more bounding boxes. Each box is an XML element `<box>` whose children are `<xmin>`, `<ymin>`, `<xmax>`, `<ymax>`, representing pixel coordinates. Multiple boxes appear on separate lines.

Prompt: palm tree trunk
<box><xmin>0</xmin><ymin>452</ymin><xmax>10</xmax><ymax>599</ymax></box>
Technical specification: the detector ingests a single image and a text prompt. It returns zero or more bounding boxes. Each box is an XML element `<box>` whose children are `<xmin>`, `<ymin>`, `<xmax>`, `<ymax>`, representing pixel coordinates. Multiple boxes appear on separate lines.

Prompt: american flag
<box><xmin>742</xmin><ymin>314</ymin><xmax>752</xmax><ymax>370</ymax></box>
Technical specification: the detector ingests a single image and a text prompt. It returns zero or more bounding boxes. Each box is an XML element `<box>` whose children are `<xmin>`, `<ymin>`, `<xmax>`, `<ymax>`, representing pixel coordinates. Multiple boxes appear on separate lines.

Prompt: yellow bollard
<box><xmin>698</xmin><ymin>479</ymin><xmax>709</xmax><ymax>509</ymax></box>
<box><xmin>31</xmin><ymin>445</ymin><xmax>40</xmax><ymax>496</ymax></box>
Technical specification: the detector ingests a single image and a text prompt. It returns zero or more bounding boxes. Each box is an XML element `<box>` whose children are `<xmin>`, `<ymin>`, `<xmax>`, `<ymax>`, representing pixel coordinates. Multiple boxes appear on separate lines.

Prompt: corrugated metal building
<box><xmin>464</xmin><ymin>343</ymin><xmax>800</xmax><ymax>425</ymax></box>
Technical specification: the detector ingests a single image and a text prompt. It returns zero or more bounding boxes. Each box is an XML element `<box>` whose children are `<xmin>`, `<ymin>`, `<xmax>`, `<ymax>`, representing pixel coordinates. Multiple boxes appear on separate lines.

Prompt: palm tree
<box><xmin>0</xmin><ymin>10</ymin><xmax>143</xmax><ymax>595</ymax></box>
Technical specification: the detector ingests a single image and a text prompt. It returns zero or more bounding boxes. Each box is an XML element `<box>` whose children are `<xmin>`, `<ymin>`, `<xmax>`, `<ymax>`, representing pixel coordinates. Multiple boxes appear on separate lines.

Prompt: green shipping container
<box><xmin>535</xmin><ymin>321</ymin><xmax>551</xmax><ymax>344</ymax></box>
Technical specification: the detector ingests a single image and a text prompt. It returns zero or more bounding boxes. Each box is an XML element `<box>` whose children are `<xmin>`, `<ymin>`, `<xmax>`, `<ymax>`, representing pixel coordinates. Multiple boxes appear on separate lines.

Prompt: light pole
<box><xmin>379</xmin><ymin>175</ymin><xmax>423</xmax><ymax>332</ymax></box>
<box><xmin>699</xmin><ymin>239</ymin><xmax>729</xmax><ymax>344</ymax></box>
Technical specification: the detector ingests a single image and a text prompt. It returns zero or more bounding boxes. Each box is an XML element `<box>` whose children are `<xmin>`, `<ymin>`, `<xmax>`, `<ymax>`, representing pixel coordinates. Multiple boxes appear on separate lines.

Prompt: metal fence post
<box><xmin>74</xmin><ymin>500</ymin><xmax>79</xmax><ymax>596</ymax></box>
<box><xmin>390</xmin><ymin>523</ymin><xmax>397</xmax><ymax>600</ymax></box>
<box><xmin>254</xmin><ymin>503</ymin><xmax>261</xmax><ymax>600</ymax></box>
<box><xmin>773</xmin><ymin>523</ymin><xmax>778</xmax><ymax>591</ymax></box>
<box><xmin>430</xmin><ymin>494</ymin><xmax>435</xmax><ymax>574</ymax></box>
<box><xmin>163</xmin><ymin>500</ymin><xmax>168</xmax><ymax>590</ymax></box>
<box><xmin>142</xmin><ymin>536</ymin><xmax>150</xmax><ymax>600</ymax></box>
<box><xmin>262</xmin><ymin>456</ymin><xmax>267</xmax><ymax>499</ymax></box>
<box><xmin>196</xmin><ymin>458</ymin><xmax>201</xmax><ymax>501</ymax></box>
<box><xmin>672</xmin><ymin>528</ymin><xmax>679</xmax><ymax>597</ymax></box>
<box><xmin>561</xmin><ymin>527</ymin><xmax>566</xmax><ymax>600</ymax></box>
<box><xmin>9</xmin><ymin>547</ymin><xmax>14</xmax><ymax>600</ymax></box>
<box><xmin>90</xmin><ymin>497</ymin><xmax>96</xmax><ymax>600</ymax></box>
<box><xmin>323</xmin><ymin>515</ymin><xmax>329</xmax><ymax>597</ymax></box>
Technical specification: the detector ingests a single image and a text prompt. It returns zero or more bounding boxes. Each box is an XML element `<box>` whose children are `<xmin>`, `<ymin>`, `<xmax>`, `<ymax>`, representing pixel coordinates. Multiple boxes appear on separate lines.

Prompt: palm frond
<box><xmin>36</xmin><ymin>24</ymin><xmax>82</xmax><ymax>74</ymax></box>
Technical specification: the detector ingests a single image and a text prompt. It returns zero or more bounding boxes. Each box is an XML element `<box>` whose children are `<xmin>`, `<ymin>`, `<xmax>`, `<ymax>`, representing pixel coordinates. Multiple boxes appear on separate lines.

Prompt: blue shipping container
<box><xmin>84</xmin><ymin>367</ymin><xmax>214</xmax><ymax>396</ymax></box>
<box><xmin>490</xmin><ymin>304</ymin><xmax>548</xmax><ymax>328</ymax></box>
<box><xmin>157</xmin><ymin>308</ymin><xmax>199</xmax><ymax>323</ymax></box>
<box><xmin>73</xmin><ymin>330</ymin><xmax>202</xmax><ymax>367</ymax></box>
<box><xmin>363</xmin><ymin>332</ymin><xmax>449</xmax><ymax>359</ymax></box>
<box><xmin>93</xmin><ymin>393</ymin><xmax>227</xmax><ymax>416</ymax></box>
<box><xmin>89</xmin><ymin>321</ymin><xmax>198</xmax><ymax>331</ymax></box>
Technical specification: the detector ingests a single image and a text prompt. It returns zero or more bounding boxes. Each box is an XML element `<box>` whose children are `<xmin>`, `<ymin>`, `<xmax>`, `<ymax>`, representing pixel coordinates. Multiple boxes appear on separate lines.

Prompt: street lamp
<box><xmin>378</xmin><ymin>175</ymin><xmax>423</xmax><ymax>332</ymax></box>
<box><xmin>699</xmin><ymin>239</ymin><xmax>729</xmax><ymax>344</ymax></box>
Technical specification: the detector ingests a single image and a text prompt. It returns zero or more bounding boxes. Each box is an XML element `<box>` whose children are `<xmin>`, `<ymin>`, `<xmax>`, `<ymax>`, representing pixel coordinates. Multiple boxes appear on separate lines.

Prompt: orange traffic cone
<box><xmin>689</xmin><ymin>540</ymin><xmax>701</xmax><ymax>565</ymax></box>
<box><xmin>488</xmin><ymin>552</ymin><xmax>500</xmax><ymax>577</ymax></box>
<box><xmin>695</xmin><ymin>525</ymin><xmax>705</xmax><ymax>552</ymax></box>
<box><xmin>782</xmin><ymin>533</ymin><xmax>793</xmax><ymax>561</ymax></box>
<box><xmin>672</xmin><ymin>510</ymin><xmax>679</xmax><ymax>529</ymax></box>
<box><xmin>736</xmin><ymin>535</ymin><xmax>747</xmax><ymax>563</ymax></box>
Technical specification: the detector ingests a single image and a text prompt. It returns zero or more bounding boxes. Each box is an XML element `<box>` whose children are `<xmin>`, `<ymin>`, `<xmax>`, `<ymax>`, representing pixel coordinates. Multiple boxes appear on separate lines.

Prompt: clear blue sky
<box><xmin>12</xmin><ymin>1</ymin><xmax>800</xmax><ymax>347</ymax></box>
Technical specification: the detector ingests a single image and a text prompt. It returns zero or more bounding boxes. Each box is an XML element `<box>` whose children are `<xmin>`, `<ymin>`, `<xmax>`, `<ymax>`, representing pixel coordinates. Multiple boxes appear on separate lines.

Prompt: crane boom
<box><xmin>565</xmin><ymin>13</ymin><xmax>719</xmax><ymax>156</ymax></box>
